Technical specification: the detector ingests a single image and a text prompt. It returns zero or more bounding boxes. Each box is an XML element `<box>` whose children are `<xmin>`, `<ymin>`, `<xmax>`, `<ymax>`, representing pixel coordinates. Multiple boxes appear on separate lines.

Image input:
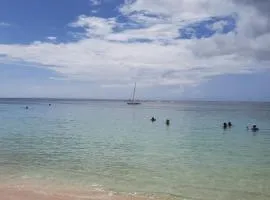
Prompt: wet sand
<box><xmin>0</xmin><ymin>184</ymin><xmax>161</xmax><ymax>200</ymax></box>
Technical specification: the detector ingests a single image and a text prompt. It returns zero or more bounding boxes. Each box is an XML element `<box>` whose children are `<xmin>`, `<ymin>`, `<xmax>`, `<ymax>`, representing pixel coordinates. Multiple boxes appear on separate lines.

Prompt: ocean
<box><xmin>0</xmin><ymin>99</ymin><xmax>270</xmax><ymax>200</ymax></box>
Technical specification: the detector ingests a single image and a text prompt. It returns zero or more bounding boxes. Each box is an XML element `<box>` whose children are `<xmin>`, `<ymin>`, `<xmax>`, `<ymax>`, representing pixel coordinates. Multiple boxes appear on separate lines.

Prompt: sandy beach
<box><xmin>0</xmin><ymin>183</ymin><xmax>159</xmax><ymax>200</ymax></box>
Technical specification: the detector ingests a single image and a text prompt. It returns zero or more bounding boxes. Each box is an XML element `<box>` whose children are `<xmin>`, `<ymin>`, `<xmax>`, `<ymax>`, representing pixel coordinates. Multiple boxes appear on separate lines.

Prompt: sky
<box><xmin>0</xmin><ymin>0</ymin><xmax>269</xmax><ymax>101</ymax></box>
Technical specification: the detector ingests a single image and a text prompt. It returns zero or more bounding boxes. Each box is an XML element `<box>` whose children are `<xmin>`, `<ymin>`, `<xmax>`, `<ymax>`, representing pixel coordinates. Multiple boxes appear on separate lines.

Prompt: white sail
<box><xmin>127</xmin><ymin>82</ymin><xmax>141</xmax><ymax>105</ymax></box>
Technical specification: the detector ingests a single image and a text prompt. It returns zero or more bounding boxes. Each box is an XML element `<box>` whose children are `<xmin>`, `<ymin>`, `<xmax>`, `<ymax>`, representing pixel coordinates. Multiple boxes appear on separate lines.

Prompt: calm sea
<box><xmin>0</xmin><ymin>99</ymin><xmax>270</xmax><ymax>199</ymax></box>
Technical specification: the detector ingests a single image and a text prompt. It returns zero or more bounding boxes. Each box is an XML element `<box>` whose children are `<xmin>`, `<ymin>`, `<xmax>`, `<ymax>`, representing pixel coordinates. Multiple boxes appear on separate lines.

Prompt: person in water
<box><xmin>25</xmin><ymin>106</ymin><xmax>29</xmax><ymax>110</ymax></box>
<box><xmin>251</xmin><ymin>125</ymin><xmax>259</xmax><ymax>132</ymax></box>
<box><xmin>166</xmin><ymin>119</ymin><xmax>170</xmax><ymax>126</ymax></box>
<box><xmin>151</xmin><ymin>117</ymin><xmax>156</xmax><ymax>122</ymax></box>
<box><xmin>223</xmin><ymin>122</ymin><xmax>228</xmax><ymax>129</ymax></box>
<box><xmin>228</xmin><ymin>122</ymin><xmax>232</xmax><ymax>128</ymax></box>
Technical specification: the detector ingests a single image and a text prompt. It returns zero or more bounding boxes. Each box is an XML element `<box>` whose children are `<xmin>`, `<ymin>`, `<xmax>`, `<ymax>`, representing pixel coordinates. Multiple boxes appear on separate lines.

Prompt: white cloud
<box><xmin>207</xmin><ymin>20</ymin><xmax>229</xmax><ymax>33</ymax></box>
<box><xmin>0</xmin><ymin>0</ymin><xmax>270</xmax><ymax>93</ymax></box>
<box><xmin>0</xmin><ymin>22</ymin><xmax>11</xmax><ymax>27</ymax></box>
<box><xmin>69</xmin><ymin>15</ymin><xmax>116</xmax><ymax>37</ymax></box>
<box><xmin>120</xmin><ymin>0</ymin><xmax>235</xmax><ymax>23</ymax></box>
<box><xmin>107</xmin><ymin>24</ymin><xmax>180</xmax><ymax>42</ymax></box>
<box><xmin>47</xmin><ymin>36</ymin><xmax>57</xmax><ymax>41</ymax></box>
<box><xmin>89</xmin><ymin>0</ymin><xmax>101</xmax><ymax>6</ymax></box>
<box><xmin>91</xmin><ymin>10</ymin><xmax>98</xmax><ymax>14</ymax></box>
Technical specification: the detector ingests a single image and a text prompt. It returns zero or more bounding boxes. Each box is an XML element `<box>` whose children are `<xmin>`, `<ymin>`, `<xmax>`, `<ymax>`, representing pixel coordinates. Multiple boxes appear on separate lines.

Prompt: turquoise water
<box><xmin>0</xmin><ymin>99</ymin><xmax>270</xmax><ymax>199</ymax></box>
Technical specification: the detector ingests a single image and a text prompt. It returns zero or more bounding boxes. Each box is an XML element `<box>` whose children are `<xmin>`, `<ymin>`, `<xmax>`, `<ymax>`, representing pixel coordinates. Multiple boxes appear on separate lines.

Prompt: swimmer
<box><xmin>247</xmin><ymin>124</ymin><xmax>259</xmax><ymax>132</ymax></box>
<box><xmin>150</xmin><ymin>117</ymin><xmax>156</xmax><ymax>122</ymax></box>
<box><xmin>251</xmin><ymin>125</ymin><xmax>259</xmax><ymax>132</ymax></box>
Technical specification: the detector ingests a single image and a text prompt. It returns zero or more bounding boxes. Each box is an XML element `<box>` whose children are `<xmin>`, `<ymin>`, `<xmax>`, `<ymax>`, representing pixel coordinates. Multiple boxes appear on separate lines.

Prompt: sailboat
<box><xmin>127</xmin><ymin>82</ymin><xmax>141</xmax><ymax>105</ymax></box>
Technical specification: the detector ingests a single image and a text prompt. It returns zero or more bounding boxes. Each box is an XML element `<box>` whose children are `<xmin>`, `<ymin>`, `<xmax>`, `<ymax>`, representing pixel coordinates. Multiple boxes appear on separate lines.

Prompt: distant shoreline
<box><xmin>0</xmin><ymin>97</ymin><xmax>269</xmax><ymax>103</ymax></box>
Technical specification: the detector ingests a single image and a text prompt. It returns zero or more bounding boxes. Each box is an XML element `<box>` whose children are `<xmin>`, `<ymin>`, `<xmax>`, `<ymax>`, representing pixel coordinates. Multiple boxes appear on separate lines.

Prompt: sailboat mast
<box><xmin>132</xmin><ymin>82</ymin><xmax>136</xmax><ymax>102</ymax></box>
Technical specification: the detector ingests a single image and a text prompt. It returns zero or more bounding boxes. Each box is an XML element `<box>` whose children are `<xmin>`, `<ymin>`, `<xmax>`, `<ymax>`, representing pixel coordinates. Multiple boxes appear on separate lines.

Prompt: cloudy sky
<box><xmin>0</xmin><ymin>0</ymin><xmax>269</xmax><ymax>101</ymax></box>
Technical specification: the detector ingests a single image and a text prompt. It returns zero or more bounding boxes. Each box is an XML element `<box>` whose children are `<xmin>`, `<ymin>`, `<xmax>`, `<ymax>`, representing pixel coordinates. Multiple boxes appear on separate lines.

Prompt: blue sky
<box><xmin>0</xmin><ymin>0</ymin><xmax>269</xmax><ymax>101</ymax></box>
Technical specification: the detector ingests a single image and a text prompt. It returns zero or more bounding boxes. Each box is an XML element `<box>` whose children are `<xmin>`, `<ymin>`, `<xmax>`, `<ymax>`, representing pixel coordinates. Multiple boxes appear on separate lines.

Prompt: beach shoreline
<box><xmin>0</xmin><ymin>182</ymin><xmax>163</xmax><ymax>200</ymax></box>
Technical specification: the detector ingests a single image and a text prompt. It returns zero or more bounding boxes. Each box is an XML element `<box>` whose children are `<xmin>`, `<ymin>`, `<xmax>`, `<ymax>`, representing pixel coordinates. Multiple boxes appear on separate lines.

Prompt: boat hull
<box><xmin>127</xmin><ymin>102</ymin><xmax>141</xmax><ymax>105</ymax></box>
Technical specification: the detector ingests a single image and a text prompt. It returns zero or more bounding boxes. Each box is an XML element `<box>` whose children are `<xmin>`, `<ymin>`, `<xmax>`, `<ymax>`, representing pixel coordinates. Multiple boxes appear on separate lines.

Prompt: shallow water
<box><xmin>0</xmin><ymin>99</ymin><xmax>270</xmax><ymax>199</ymax></box>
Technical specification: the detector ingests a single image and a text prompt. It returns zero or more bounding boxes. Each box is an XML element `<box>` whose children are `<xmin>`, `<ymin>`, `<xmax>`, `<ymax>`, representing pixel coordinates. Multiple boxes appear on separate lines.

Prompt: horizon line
<box><xmin>0</xmin><ymin>97</ymin><xmax>269</xmax><ymax>103</ymax></box>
